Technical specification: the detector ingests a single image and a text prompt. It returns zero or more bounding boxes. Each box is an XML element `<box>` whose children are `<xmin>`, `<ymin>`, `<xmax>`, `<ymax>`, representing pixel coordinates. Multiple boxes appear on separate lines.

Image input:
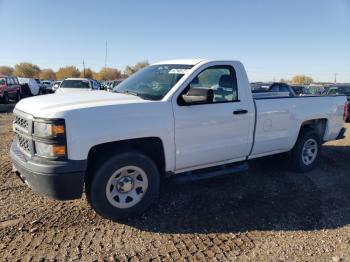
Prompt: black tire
<box><xmin>291</xmin><ymin>129</ymin><xmax>321</xmax><ymax>173</ymax></box>
<box><xmin>20</xmin><ymin>84</ymin><xmax>32</xmax><ymax>97</ymax></box>
<box><xmin>2</xmin><ymin>93</ymin><xmax>9</xmax><ymax>104</ymax></box>
<box><xmin>86</xmin><ymin>151</ymin><xmax>160</xmax><ymax>220</ymax></box>
<box><xmin>15</xmin><ymin>91</ymin><xmax>21</xmax><ymax>102</ymax></box>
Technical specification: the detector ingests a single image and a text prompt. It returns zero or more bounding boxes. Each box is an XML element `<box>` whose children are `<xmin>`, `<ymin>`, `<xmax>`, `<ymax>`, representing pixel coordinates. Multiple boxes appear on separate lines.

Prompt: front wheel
<box><xmin>2</xmin><ymin>93</ymin><xmax>9</xmax><ymax>104</ymax></box>
<box><xmin>291</xmin><ymin>129</ymin><xmax>321</xmax><ymax>173</ymax></box>
<box><xmin>86</xmin><ymin>151</ymin><xmax>160</xmax><ymax>220</ymax></box>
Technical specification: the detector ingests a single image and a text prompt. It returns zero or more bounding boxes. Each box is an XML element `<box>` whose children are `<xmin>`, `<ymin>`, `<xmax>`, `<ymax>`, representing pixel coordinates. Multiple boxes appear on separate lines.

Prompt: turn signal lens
<box><xmin>50</xmin><ymin>125</ymin><xmax>65</xmax><ymax>136</ymax></box>
<box><xmin>53</xmin><ymin>145</ymin><xmax>66</xmax><ymax>156</ymax></box>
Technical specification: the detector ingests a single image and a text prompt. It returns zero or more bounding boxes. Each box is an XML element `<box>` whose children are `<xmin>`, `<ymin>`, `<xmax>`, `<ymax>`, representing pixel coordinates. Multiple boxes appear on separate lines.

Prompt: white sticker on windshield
<box><xmin>169</xmin><ymin>69</ymin><xmax>190</xmax><ymax>74</ymax></box>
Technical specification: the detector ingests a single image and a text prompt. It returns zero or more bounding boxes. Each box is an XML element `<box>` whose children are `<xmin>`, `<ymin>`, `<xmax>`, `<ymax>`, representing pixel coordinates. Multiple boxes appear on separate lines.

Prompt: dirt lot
<box><xmin>1</xmin><ymin>106</ymin><xmax>350</xmax><ymax>261</ymax></box>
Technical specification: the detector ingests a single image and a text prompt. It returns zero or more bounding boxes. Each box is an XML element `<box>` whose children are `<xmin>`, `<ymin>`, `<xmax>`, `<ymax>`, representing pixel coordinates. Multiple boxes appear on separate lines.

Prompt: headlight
<box><xmin>34</xmin><ymin>141</ymin><xmax>66</xmax><ymax>158</ymax></box>
<box><xmin>33</xmin><ymin>119</ymin><xmax>66</xmax><ymax>159</ymax></box>
<box><xmin>34</xmin><ymin>122</ymin><xmax>65</xmax><ymax>137</ymax></box>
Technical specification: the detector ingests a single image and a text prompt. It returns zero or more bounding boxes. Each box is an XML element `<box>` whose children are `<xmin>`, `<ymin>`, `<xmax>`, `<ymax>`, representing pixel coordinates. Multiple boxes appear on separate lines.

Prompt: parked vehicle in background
<box><xmin>324</xmin><ymin>85</ymin><xmax>350</xmax><ymax>122</ymax></box>
<box><xmin>292</xmin><ymin>85</ymin><xmax>305</xmax><ymax>95</ymax></box>
<box><xmin>10</xmin><ymin>59</ymin><xmax>347</xmax><ymax>220</ymax></box>
<box><xmin>34</xmin><ymin>79</ymin><xmax>45</xmax><ymax>94</ymax></box>
<box><xmin>41</xmin><ymin>80</ymin><xmax>54</xmax><ymax>94</ymax></box>
<box><xmin>268</xmin><ymin>82</ymin><xmax>296</xmax><ymax>96</ymax></box>
<box><xmin>99</xmin><ymin>81</ymin><xmax>107</xmax><ymax>90</ymax></box>
<box><xmin>291</xmin><ymin>85</ymin><xmax>314</xmax><ymax>96</ymax></box>
<box><xmin>104</xmin><ymin>79</ymin><xmax>125</xmax><ymax>92</ymax></box>
<box><xmin>52</xmin><ymin>81</ymin><xmax>62</xmax><ymax>92</ymax></box>
<box><xmin>308</xmin><ymin>84</ymin><xmax>325</xmax><ymax>95</ymax></box>
<box><xmin>104</xmin><ymin>81</ymin><xmax>113</xmax><ymax>91</ymax></box>
<box><xmin>18</xmin><ymin>77</ymin><xmax>41</xmax><ymax>97</ymax></box>
<box><xmin>0</xmin><ymin>75</ymin><xmax>21</xmax><ymax>103</ymax></box>
<box><xmin>55</xmin><ymin>78</ymin><xmax>101</xmax><ymax>93</ymax></box>
<box><xmin>324</xmin><ymin>85</ymin><xmax>350</xmax><ymax>98</ymax></box>
<box><xmin>112</xmin><ymin>79</ymin><xmax>124</xmax><ymax>88</ymax></box>
<box><xmin>345</xmin><ymin>102</ymin><xmax>350</xmax><ymax>122</ymax></box>
<box><xmin>250</xmin><ymin>82</ymin><xmax>270</xmax><ymax>92</ymax></box>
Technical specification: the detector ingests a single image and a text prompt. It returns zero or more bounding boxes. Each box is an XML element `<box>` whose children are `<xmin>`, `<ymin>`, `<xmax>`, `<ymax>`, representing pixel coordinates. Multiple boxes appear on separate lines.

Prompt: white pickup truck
<box><xmin>10</xmin><ymin>59</ymin><xmax>347</xmax><ymax>220</ymax></box>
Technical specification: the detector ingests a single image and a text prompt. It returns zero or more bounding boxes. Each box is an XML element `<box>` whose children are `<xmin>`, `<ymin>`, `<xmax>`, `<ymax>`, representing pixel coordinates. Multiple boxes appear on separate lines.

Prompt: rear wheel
<box><xmin>86</xmin><ymin>151</ymin><xmax>160</xmax><ymax>220</ymax></box>
<box><xmin>291</xmin><ymin>129</ymin><xmax>321</xmax><ymax>173</ymax></box>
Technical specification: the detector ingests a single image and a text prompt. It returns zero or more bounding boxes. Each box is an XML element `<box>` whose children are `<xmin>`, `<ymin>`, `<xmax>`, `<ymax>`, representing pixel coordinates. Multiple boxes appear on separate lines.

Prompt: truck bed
<box><xmin>249</xmin><ymin>95</ymin><xmax>346</xmax><ymax>159</ymax></box>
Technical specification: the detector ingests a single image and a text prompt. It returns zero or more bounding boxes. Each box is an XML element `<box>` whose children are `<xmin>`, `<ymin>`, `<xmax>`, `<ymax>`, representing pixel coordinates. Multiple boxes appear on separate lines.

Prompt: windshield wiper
<box><xmin>124</xmin><ymin>90</ymin><xmax>140</xmax><ymax>96</ymax></box>
<box><xmin>115</xmin><ymin>89</ymin><xmax>145</xmax><ymax>99</ymax></box>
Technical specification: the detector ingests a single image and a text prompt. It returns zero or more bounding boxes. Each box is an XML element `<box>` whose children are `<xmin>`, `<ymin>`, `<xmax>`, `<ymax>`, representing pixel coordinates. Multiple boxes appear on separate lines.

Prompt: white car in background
<box><xmin>55</xmin><ymin>78</ymin><xmax>101</xmax><ymax>93</ymax></box>
<box><xmin>51</xmin><ymin>81</ymin><xmax>62</xmax><ymax>92</ymax></box>
<box><xmin>41</xmin><ymin>80</ymin><xmax>54</xmax><ymax>94</ymax></box>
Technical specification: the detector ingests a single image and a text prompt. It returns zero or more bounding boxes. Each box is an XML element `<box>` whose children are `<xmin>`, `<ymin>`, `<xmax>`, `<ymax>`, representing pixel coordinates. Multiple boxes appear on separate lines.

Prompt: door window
<box><xmin>182</xmin><ymin>65</ymin><xmax>238</xmax><ymax>104</ymax></box>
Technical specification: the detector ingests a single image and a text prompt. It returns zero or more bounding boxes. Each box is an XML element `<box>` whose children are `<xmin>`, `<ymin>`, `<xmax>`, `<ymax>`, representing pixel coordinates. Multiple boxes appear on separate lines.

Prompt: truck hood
<box><xmin>15</xmin><ymin>91</ymin><xmax>146</xmax><ymax>118</ymax></box>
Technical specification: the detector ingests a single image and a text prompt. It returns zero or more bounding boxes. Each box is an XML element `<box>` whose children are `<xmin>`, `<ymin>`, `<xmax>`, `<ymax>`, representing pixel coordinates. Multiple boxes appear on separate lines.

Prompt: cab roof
<box><xmin>152</xmin><ymin>59</ymin><xmax>207</xmax><ymax>66</ymax></box>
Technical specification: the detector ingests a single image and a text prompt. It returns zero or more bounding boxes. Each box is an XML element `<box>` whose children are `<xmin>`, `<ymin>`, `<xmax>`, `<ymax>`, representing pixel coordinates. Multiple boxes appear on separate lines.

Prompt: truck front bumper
<box><xmin>10</xmin><ymin>141</ymin><xmax>87</xmax><ymax>200</ymax></box>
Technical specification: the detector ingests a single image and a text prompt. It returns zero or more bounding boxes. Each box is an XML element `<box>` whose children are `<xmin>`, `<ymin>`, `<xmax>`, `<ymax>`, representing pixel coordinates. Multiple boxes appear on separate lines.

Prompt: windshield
<box><xmin>61</xmin><ymin>80</ymin><xmax>91</xmax><ymax>89</ymax></box>
<box><xmin>0</xmin><ymin>77</ymin><xmax>5</xmax><ymax>85</ymax></box>
<box><xmin>114</xmin><ymin>64</ymin><xmax>193</xmax><ymax>100</ymax></box>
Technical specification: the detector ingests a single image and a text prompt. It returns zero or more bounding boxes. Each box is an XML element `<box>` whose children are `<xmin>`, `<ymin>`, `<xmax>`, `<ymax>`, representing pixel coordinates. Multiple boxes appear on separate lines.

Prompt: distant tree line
<box><xmin>280</xmin><ymin>75</ymin><xmax>314</xmax><ymax>85</ymax></box>
<box><xmin>0</xmin><ymin>60</ymin><xmax>149</xmax><ymax>81</ymax></box>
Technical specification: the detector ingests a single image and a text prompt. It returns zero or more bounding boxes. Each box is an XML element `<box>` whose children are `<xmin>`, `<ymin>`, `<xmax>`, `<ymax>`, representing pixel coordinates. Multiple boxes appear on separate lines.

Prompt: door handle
<box><xmin>233</xmin><ymin>109</ymin><xmax>248</xmax><ymax>115</ymax></box>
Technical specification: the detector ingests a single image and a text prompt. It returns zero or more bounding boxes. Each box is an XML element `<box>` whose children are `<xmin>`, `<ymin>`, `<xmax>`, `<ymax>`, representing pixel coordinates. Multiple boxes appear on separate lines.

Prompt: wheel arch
<box><xmin>86</xmin><ymin>137</ymin><xmax>166</xmax><ymax>181</ymax></box>
<box><xmin>299</xmin><ymin>118</ymin><xmax>328</xmax><ymax>140</ymax></box>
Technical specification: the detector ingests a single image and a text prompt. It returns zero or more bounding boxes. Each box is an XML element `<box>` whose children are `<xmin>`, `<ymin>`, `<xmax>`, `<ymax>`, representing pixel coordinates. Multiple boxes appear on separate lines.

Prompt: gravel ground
<box><xmin>1</xmin><ymin>107</ymin><xmax>350</xmax><ymax>261</ymax></box>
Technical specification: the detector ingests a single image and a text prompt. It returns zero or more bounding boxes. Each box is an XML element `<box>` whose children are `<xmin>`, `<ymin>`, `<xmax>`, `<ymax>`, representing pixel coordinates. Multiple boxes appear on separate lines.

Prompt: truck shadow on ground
<box><xmin>124</xmin><ymin>145</ymin><xmax>350</xmax><ymax>234</ymax></box>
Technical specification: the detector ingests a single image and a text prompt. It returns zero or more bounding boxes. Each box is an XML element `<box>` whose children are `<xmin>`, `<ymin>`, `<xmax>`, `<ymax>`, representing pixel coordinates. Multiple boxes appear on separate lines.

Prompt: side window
<box><xmin>7</xmin><ymin>78</ymin><xmax>13</xmax><ymax>85</ymax></box>
<box><xmin>185</xmin><ymin>65</ymin><xmax>238</xmax><ymax>103</ymax></box>
<box><xmin>13</xmin><ymin>78</ymin><xmax>19</xmax><ymax>85</ymax></box>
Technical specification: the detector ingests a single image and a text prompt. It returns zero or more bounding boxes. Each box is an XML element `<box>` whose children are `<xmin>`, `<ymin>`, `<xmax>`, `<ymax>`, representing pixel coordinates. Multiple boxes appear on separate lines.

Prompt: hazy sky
<box><xmin>0</xmin><ymin>0</ymin><xmax>349</xmax><ymax>82</ymax></box>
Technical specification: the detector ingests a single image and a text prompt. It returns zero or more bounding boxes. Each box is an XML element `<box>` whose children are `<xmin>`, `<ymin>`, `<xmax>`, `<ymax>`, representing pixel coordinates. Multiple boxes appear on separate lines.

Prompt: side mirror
<box><xmin>182</xmin><ymin>88</ymin><xmax>213</xmax><ymax>105</ymax></box>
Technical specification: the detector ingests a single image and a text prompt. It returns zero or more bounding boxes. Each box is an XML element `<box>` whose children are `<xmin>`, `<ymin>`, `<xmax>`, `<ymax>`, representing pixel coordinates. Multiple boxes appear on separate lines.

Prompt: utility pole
<box><xmin>83</xmin><ymin>59</ymin><xmax>85</xmax><ymax>77</ymax></box>
<box><xmin>334</xmin><ymin>73</ymin><xmax>337</xmax><ymax>84</ymax></box>
<box><xmin>105</xmin><ymin>41</ymin><xmax>107</xmax><ymax>68</ymax></box>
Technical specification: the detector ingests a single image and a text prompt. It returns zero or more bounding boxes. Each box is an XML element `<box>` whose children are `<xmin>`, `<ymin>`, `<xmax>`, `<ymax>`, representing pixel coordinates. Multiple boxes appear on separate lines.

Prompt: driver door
<box><xmin>173</xmin><ymin>65</ymin><xmax>251</xmax><ymax>171</ymax></box>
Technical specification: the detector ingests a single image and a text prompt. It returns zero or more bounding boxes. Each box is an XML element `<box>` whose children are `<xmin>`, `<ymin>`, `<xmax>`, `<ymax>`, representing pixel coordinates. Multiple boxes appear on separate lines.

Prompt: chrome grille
<box><xmin>16</xmin><ymin>133</ymin><xmax>30</xmax><ymax>153</ymax></box>
<box><xmin>14</xmin><ymin>115</ymin><xmax>29</xmax><ymax>131</ymax></box>
<box><xmin>13</xmin><ymin>110</ymin><xmax>33</xmax><ymax>157</ymax></box>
